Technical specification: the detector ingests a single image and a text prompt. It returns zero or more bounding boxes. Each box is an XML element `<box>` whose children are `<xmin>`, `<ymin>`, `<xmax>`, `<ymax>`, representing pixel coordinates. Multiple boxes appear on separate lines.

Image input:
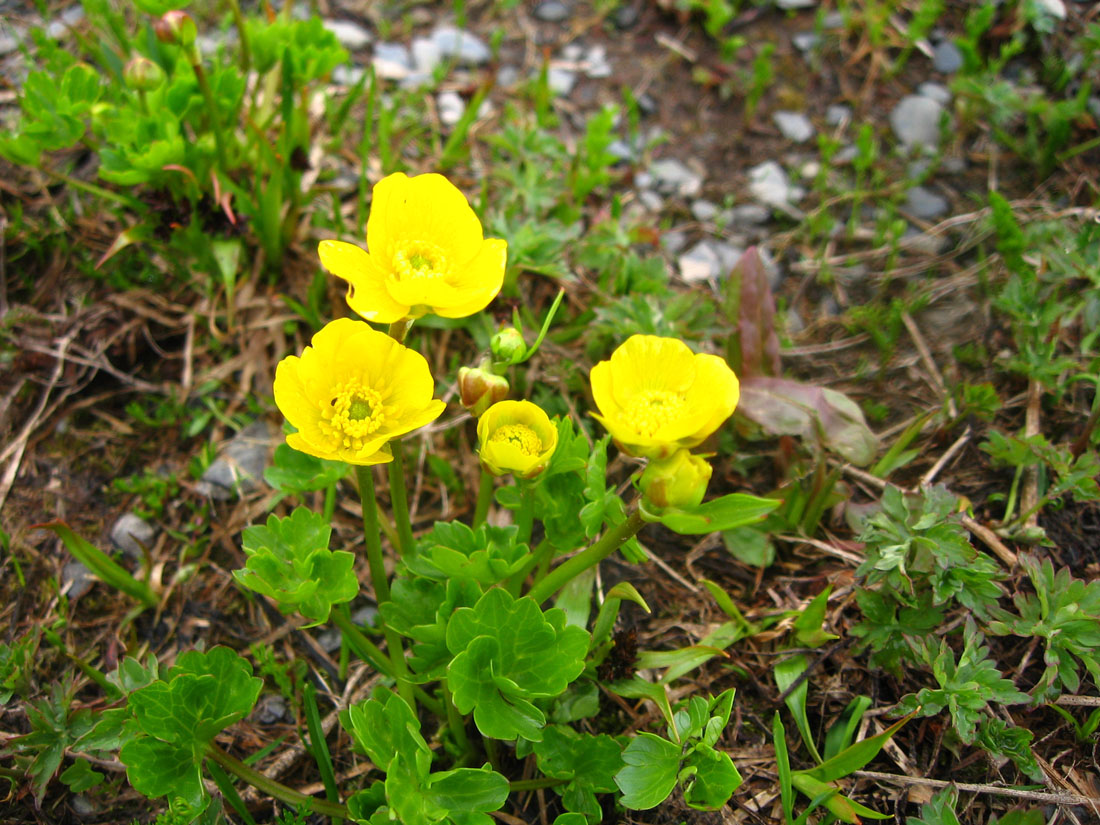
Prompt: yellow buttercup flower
<box><xmin>477</xmin><ymin>400</ymin><xmax>558</xmax><ymax>479</ymax></box>
<box><xmin>273</xmin><ymin>318</ymin><xmax>446</xmax><ymax>465</ymax></box>
<box><xmin>318</xmin><ymin>172</ymin><xmax>507</xmax><ymax>323</ymax></box>
<box><xmin>590</xmin><ymin>335</ymin><xmax>739</xmax><ymax>459</ymax></box>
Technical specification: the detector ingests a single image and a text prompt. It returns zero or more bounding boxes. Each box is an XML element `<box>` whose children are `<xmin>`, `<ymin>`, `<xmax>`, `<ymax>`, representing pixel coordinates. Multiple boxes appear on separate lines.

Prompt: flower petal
<box><xmin>683</xmin><ymin>353</ymin><xmax>740</xmax><ymax>444</ymax></box>
<box><xmin>606</xmin><ymin>335</ymin><xmax>697</xmax><ymax>406</ymax></box>
<box><xmin>318</xmin><ymin>240</ymin><xmax>410</xmax><ymax>323</ymax></box>
<box><xmin>434</xmin><ymin>238</ymin><xmax>507</xmax><ymax>318</ymax></box>
<box><xmin>366</xmin><ymin>173</ymin><xmax>484</xmax><ymax>265</ymax></box>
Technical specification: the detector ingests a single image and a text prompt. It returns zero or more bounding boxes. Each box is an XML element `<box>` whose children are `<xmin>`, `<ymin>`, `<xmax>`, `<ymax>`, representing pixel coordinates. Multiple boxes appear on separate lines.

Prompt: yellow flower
<box><xmin>477</xmin><ymin>400</ymin><xmax>558</xmax><ymax>479</ymax></box>
<box><xmin>590</xmin><ymin>335</ymin><xmax>739</xmax><ymax>459</ymax></box>
<box><xmin>639</xmin><ymin>450</ymin><xmax>712</xmax><ymax>510</ymax></box>
<box><xmin>318</xmin><ymin>172</ymin><xmax>507</xmax><ymax>323</ymax></box>
<box><xmin>273</xmin><ymin>318</ymin><xmax>446</xmax><ymax>465</ymax></box>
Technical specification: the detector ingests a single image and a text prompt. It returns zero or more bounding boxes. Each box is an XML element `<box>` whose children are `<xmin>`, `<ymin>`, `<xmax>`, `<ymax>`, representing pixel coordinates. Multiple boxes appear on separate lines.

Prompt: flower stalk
<box><xmin>527</xmin><ymin>508</ymin><xmax>647</xmax><ymax>604</ymax></box>
<box><xmin>473</xmin><ymin>468</ymin><xmax>494</xmax><ymax>528</ymax></box>
<box><xmin>386</xmin><ymin>439</ymin><xmax>415</xmax><ymax>557</ymax></box>
<box><xmin>206</xmin><ymin>744</ymin><xmax>349</xmax><ymax>818</ymax></box>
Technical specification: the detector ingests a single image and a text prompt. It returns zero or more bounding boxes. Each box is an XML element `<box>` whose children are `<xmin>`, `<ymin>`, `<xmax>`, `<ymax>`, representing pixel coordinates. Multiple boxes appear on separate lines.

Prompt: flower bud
<box><xmin>477</xmin><ymin>400</ymin><xmax>558</xmax><ymax>479</ymax></box>
<box><xmin>155</xmin><ymin>10</ymin><xmax>197</xmax><ymax>48</ymax></box>
<box><xmin>458</xmin><ymin>365</ymin><xmax>509</xmax><ymax>417</ymax></box>
<box><xmin>490</xmin><ymin>327</ymin><xmax>526</xmax><ymax>365</ymax></box>
<box><xmin>123</xmin><ymin>56</ymin><xmax>166</xmax><ymax>91</ymax></box>
<box><xmin>639</xmin><ymin>450</ymin><xmax>712</xmax><ymax>510</ymax></box>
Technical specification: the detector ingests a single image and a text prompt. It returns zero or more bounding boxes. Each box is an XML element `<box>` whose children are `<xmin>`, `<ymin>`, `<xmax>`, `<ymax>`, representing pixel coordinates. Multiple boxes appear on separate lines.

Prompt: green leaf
<box><xmin>652</xmin><ymin>493</ymin><xmax>780</xmax><ymax>535</ymax></box>
<box><xmin>345</xmin><ymin>691</ymin><xmax>430</xmax><ymax>770</ymax></box>
<box><xmin>823</xmin><ymin>696</ymin><xmax>871</xmax><ymax>761</ymax></box>
<box><xmin>446</xmin><ymin>589</ymin><xmax>589</xmax><ymax>741</ymax></box>
<box><xmin>722</xmin><ymin>525</ymin><xmax>776</xmax><ymax>567</ymax></box>
<box><xmin>534</xmin><ymin>725</ymin><xmax>622</xmax><ymax>818</ymax></box>
<box><xmin>802</xmin><ymin>711</ymin><xmax>914</xmax><ymax>784</ymax></box>
<box><xmin>614</xmin><ymin>732</ymin><xmax>680</xmax><ymax>810</ymax></box>
<box><xmin>792</xmin><ymin>586</ymin><xmax>838</xmax><ymax>649</ymax></box>
<box><xmin>236</xmin><ymin>507</ymin><xmax>357</xmax><ymax>625</ymax></box>
<box><xmin>37</xmin><ymin>521</ymin><xmax>156</xmax><ymax>607</ymax></box>
<box><xmin>409</xmin><ymin>521</ymin><xmax>529</xmax><ymax>587</ymax></box>
<box><xmin>682</xmin><ymin>746</ymin><xmax>742</xmax><ymax>810</ymax></box>
<box><xmin>119</xmin><ymin>735</ymin><xmax>205</xmax><ymax>808</ymax></box>
<box><xmin>59</xmin><ymin>759</ymin><xmax>104</xmax><ymax>792</ymax></box>
<box><xmin>427</xmin><ymin>766</ymin><xmax>510</xmax><ymax>813</ymax></box>
<box><xmin>775</xmin><ymin>654</ymin><xmax>823</xmax><ymax>763</ymax></box>
<box><xmin>264</xmin><ymin>443</ymin><xmax>347</xmax><ymax>495</ymax></box>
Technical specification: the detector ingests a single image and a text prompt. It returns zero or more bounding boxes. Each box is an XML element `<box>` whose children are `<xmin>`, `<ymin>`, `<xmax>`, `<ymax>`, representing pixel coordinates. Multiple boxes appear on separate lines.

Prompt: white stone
<box><xmin>889</xmin><ymin>94</ymin><xmax>944</xmax><ymax>150</ymax></box>
<box><xmin>773</xmin><ymin>110</ymin><xmax>815</xmax><ymax>143</ymax></box>
<box><xmin>437</xmin><ymin>90</ymin><xmax>465</xmax><ymax>126</ymax></box>
<box><xmin>748</xmin><ymin>160</ymin><xmax>802</xmax><ymax>208</ymax></box>
<box><xmin>323</xmin><ymin>19</ymin><xmax>372</xmax><ymax>50</ymax></box>
<box><xmin>432</xmin><ymin>27</ymin><xmax>491</xmax><ymax>64</ymax></box>
<box><xmin>411</xmin><ymin>37</ymin><xmax>442</xmax><ymax>73</ymax></box>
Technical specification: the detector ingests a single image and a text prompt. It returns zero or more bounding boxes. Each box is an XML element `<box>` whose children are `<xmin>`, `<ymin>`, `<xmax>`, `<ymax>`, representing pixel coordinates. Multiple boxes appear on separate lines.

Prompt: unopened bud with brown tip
<box><xmin>458</xmin><ymin>366</ymin><xmax>509</xmax><ymax>417</ymax></box>
<box><xmin>155</xmin><ymin>10</ymin><xmax>197</xmax><ymax>48</ymax></box>
<box><xmin>123</xmin><ymin>56</ymin><xmax>166</xmax><ymax>91</ymax></box>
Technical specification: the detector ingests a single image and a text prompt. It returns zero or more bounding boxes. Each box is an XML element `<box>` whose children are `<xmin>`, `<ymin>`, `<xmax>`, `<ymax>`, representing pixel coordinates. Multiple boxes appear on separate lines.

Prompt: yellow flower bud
<box><xmin>458</xmin><ymin>365</ymin><xmax>509</xmax><ymax>416</ymax></box>
<box><xmin>477</xmin><ymin>400</ymin><xmax>558</xmax><ymax>479</ymax></box>
<box><xmin>639</xmin><ymin>450</ymin><xmax>712</xmax><ymax>510</ymax></box>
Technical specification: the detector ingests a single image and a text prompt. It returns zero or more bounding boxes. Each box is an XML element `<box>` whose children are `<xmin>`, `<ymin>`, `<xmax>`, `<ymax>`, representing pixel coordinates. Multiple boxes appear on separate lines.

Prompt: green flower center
<box><xmin>393</xmin><ymin>241</ymin><xmax>450</xmax><ymax>281</ymax></box>
<box><xmin>625</xmin><ymin>391</ymin><xmax>686</xmax><ymax>437</ymax></box>
<box><xmin>325</xmin><ymin>382</ymin><xmax>387</xmax><ymax>452</ymax></box>
<box><xmin>490</xmin><ymin>424</ymin><xmax>542</xmax><ymax>456</ymax></box>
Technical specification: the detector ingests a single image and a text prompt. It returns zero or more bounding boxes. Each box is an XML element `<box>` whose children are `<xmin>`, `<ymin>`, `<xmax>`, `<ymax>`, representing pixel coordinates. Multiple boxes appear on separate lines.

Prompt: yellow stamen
<box><xmin>490</xmin><ymin>424</ymin><xmax>542</xmax><ymax>456</ymax></box>
<box><xmin>393</xmin><ymin>240</ymin><xmax>450</xmax><ymax>282</ymax></box>
<box><xmin>322</xmin><ymin>381</ymin><xmax>387</xmax><ymax>452</ymax></box>
<box><xmin>625</xmin><ymin>391</ymin><xmax>686</xmax><ymax>437</ymax></box>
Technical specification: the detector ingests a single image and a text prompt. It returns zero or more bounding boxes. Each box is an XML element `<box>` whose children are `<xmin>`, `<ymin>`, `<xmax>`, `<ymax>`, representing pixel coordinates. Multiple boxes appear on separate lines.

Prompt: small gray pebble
<box><xmin>254</xmin><ymin>694</ymin><xmax>288</xmax><ymax>724</ymax></box>
<box><xmin>411</xmin><ymin>37</ymin><xmax>442</xmax><ymax>73</ymax></box>
<box><xmin>437</xmin><ymin>90</ymin><xmax>466</xmax><ymax>126</ymax></box>
<box><xmin>612</xmin><ymin>5</ymin><xmax>639</xmax><ymax>29</ymax></box>
<box><xmin>773</xmin><ymin>111</ymin><xmax>815</xmax><ymax>143</ymax></box>
<box><xmin>691</xmin><ymin>200</ymin><xmax>719</xmax><ymax>221</ymax></box>
<box><xmin>792</xmin><ymin>32</ymin><xmax>820</xmax><ymax>52</ymax></box>
<box><xmin>431</xmin><ymin>26</ymin><xmax>491</xmax><ymax>65</ymax></box>
<box><xmin>904</xmin><ymin>186</ymin><xmax>950</xmax><ymax>219</ymax></box>
<box><xmin>323</xmin><ymin>19</ymin><xmax>373</xmax><ymax>50</ymax></box>
<box><xmin>729</xmin><ymin>203</ymin><xmax>772</xmax><ymax>227</ymax></box>
<box><xmin>932</xmin><ymin>40</ymin><xmax>963</xmax><ymax>74</ymax></box>
<box><xmin>917</xmin><ymin>82</ymin><xmax>951</xmax><ymax>105</ymax></box>
<box><xmin>825</xmin><ymin>104</ymin><xmax>851</xmax><ymax>126</ymax></box>
<box><xmin>649</xmin><ymin>158</ymin><xmax>703</xmax><ymax>197</ymax></box>
<box><xmin>62</xmin><ymin>560</ymin><xmax>95</xmax><ymax>600</ymax></box>
<box><xmin>661</xmin><ymin>230</ymin><xmax>688</xmax><ymax>254</ymax></box>
<box><xmin>547</xmin><ymin>67</ymin><xmax>576</xmax><ymax>95</ymax></box>
<box><xmin>110</xmin><ymin>512</ymin><xmax>155</xmax><ymax>560</ymax></box>
<box><xmin>889</xmin><ymin>94</ymin><xmax>944</xmax><ymax>150</ymax></box>
<box><xmin>776</xmin><ymin>0</ymin><xmax>816</xmax><ymax>8</ymax></box>
<box><xmin>637</xmin><ymin>189</ymin><xmax>663</xmax><ymax>211</ymax></box>
<box><xmin>534</xmin><ymin>0</ymin><xmax>570</xmax><ymax>22</ymax></box>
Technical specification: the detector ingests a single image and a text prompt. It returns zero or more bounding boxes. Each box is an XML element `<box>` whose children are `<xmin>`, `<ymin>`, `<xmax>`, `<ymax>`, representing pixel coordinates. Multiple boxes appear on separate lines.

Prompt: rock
<box><xmin>352</xmin><ymin>604</ymin><xmax>379</xmax><ymax>627</ymax></box>
<box><xmin>728</xmin><ymin>203</ymin><xmax>771</xmax><ymax>227</ymax></box>
<box><xmin>635</xmin><ymin>92</ymin><xmax>657</xmax><ymax>117</ymax></box>
<box><xmin>821</xmin><ymin>11</ymin><xmax>844</xmax><ymax>28</ymax></box>
<box><xmin>111</xmin><ymin>512</ymin><xmax>156</xmax><ymax>560</ymax></box>
<box><xmin>585</xmin><ymin>45</ymin><xmax>612</xmax><ymax>78</ymax></box>
<box><xmin>661</xmin><ymin>230</ymin><xmax>688</xmax><ymax>254</ymax></box>
<box><xmin>607</xmin><ymin>139</ymin><xmax>636</xmax><ymax>163</ymax></box>
<box><xmin>932</xmin><ymin>40</ymin><xmax>962</xmax><ymax>74</ymax></box>
<box><xmin>792</xmin><ymin>32</ymin><xmax>820</xmax><ymax>52</ymax></box>
<box><xmin>198</xmin><ymin>420</ymin><xmax>273</xmax><ymax>500</ymax></box>
<box><xmin>901</xmin><ymin>227</ymin><xmax>948</xmax><ymax>255</ymax></box>
<box><xmin>904</xmin><ymin>186</ymin><xmax>949</xmax><ymax>219</ymax></box>
<box><xmin>318</xmin><ymin>628</ymin><xmax>342</xmax><ymax>653</ymax></box>
<box><xmin>253</xmin><ymin>694</ymin><xmax>288</xmax><ymax>724</ymax></box>
<box><xmin>748</xmin><ymin>160</ymin><xmax>803</xmax><ymax>209</ymax></box>
<box><xmin>47</xmin><ymin>5</ymin><xmax>84</xmax><ymax>40</ymax></box>
<box><xmin>889</xmin><ymin>94</ymin><xmax>944</xmax><ymax>150</ymax></box>
<box><xmin>547</xmin><ymin>67</ymin><xmax>576</xmax><ymax>95</ymax></box>
<box><xmin>691</xmin><ymin>200</ymin><xmax>719</xmax><ymax>221</ymax></box>
<box><xmin>71</xmin><ymin>794</ymin><xmax>95</xmax><ymax>817</ymax></box>
<box><xmin>834</xmin><ymin>144</ymin><xmax>859</xmax><ymax>163</ymax></box>
<box><xmin>438</xmin><ymin>90</ymin><xmax>465</xmax><ymax>126</ymax></box>
<box><xmin>612</xmin><ymin>5</ymin><xmax>639</xmax><ymax>29</ymax></box>
<box><xmin>62</xmin><ymin>560</ymin><xmax>94</xmax><ymax>600</ymax></box>
<box><xmin>637</xmin><ymin>189</ymin><xmax>663</xmax><ymax>212</ymax></box>
<box><xmin>562</xmin><ymin>43</ymin><xmax>584</xmax><ymax>61</ymax></box>
<box><xmin>431</xmin><ymin>27</ymin><xmax>491</xmax><ymax>64</ymax></box>
<box><xmin>917</xmin><ymin>82</ymin><xmax>951</xmax><ymax>105</ymax></box>
<box><xmin>323</xmin><ymin>19</ymin><xmax>372</xmax><ymax>50</ymax></box>
<box><xmin>825</xmin><ymin>104</ymin><xmax>851</xmax><ymax>126</ymax></box>
<box><xmin>678</xmin><ymin>241</ymin><xmax>743</xmax><ymax>283</ymax></box>
<box><xmin>0</xmin><ymin>28</ymin><xmax>20</xmax><ymax>56</ymax></box>
<box><xmin>411</xmin><ymin>37</ymin><xmax>442</xmax><ymax>73</ymax></box>
<box><xmin>777</xmin><ymin>0</ymin><xmax>816</xmax><ymax>8</ymax></box>
<box><xmin>649</xmin><ymin>158</ymin><xmax>703</xmax><ymax>197</ymax></box>
<box><xmin>496</xmin><ymin>65</ymin><xmax>520</xmax><ymax>87</ymax></box>
<box><xmin>372</xmin><ymin>42</ymin><xmax>413</xmax><ymax>79</ymax></box>
<box><xmin>773</xmin><ymin>111</ymin><xmax>815</xmax><ymax>143</ymax></box>
<box><xmin>332</xmin><ymin>65</ymin><xmax>365</xmax><ymax>85</ymax></box>
<box><xmin>1033</xmin><ymin>0</ymin><xmax>1066</xmax><ymax>19</ymax></box>
<box><xmin>534</xmin><ymin>0</ymin><xmax>570</xmax><ymax>22</ymax></box>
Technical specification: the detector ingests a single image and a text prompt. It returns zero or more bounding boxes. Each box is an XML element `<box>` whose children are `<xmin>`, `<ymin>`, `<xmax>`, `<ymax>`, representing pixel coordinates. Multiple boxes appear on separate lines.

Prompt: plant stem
<box><xmin>322</xmin><ymin>482</ymin><xmax>336</xmax><ymax>523</ymax></box>
<box><xmin>509</xmin><ymin>777</ymin><xmax>569</xmax><ymax>791</ymax></box>
<box><xmin>527</xmin><ymin>509</ymin><xmax>646</xmax><ymax>604</ymax></box>
<box><xmin>187</xmin><ymin>48</ymin><xmax>229</xmax><ymax>173</ymax></box>
<box><xmin>354</xmin><ymin>465</ymin><xmax>414</xmax><ymax>709</ymax></box>
<box><xmin>388</xmin><ymin>318</ymin><xmax>412</xmax><ymax>343</ymax></box>
<box><xmin>387</xmin><ymin>439</ymin><xmax>415</xmax><ymax>557</ymax></box>
<box><xmin>473</xmin><ymin>468</ymin><xmax>494</xmax><ymax>528</ymax></box>
<box><xmin>515</xmin><ymin>481</ymin><xmax>535</xmax><ymax>546</ymax></box>
<box><xmin>225</xmin><ymin>0</ymin><xmax>251</xmax><ymax>74</ymax></box>
<box><xmin>206</xmin><ymin>744</ymin><xmax>349</xmax><ymax>818</ymax></box>
<box><xmin>40</xmin><ymin>168</ymin><xmax>144</xmax><ymax>210</ymax></box>
<box><xmin>328</xmin><ymin>608</ymin><xmax>392</xmax><ymax>678</ymax></box>
<box><xmin>505</xmin><ymin>537</ymin><xmax>550</xmax><ymax>596</ymax></box>
<box><xmin>442</xmin><ymin>683</ymin><xmax>472</xmax><ymax>758</ymax></box>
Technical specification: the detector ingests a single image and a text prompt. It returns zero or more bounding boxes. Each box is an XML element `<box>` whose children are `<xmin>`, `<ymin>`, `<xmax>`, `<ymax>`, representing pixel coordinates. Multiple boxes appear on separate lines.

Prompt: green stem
<box><xmin>40</xmin><ymin>168</ymin><xmax>144</xmax><ymax>210</ymax></box>
<box><xmin>509</xmin><ymin>777</ymin><xmax>569</xmax><ymax>791</ymax></box>
<box><xmin>505</xmin><ymin>537</ymin><xmax>550</xmax><ymax>596</ymax></box>
<box><xmin>483</xmin><ymin>736</ymin><xmax>501</xmax><ymax>773</ymax></box>
<box><xmin>187</xmin><ymin>49</ymin><xmax>229</xmax><ymax>173</ymax></box>
<box><xmin>527</xmin><ymin>509</ymin><xmax>646</xmax><ymax>604</ymax></box>
<box><xmin>225</xmin><ymin>0</ymin><xmax>251</xmax><ymax>73</ymax></box>
<box><xmin>322</xmin><ymin>482</ymin><xmax>336</xmax><ymax>523</ymax></box>
<box><xmin>328</xmin><ymin>608</ymin><xmax>392</xmax><ymax>678</ymax></box>
<box><xmin>387</xmin><ymin>440</ymin><xmax>415</xmax><ymax>558</ymax></box>
<box><xmin>473</xmin><ymin>468</ymin><xmax>494</xmax><ymax>528</ymax></box>
<box><xmin>206</xmin><ymin>744</ymin><xmax>348</xmax><ymax>818</ymax></box>
<box><xmin>442</xmin><ymin>683</ymin><xmax>472</xmax><ymax>758</ymax></box>
<box><xmin>388</xmin><ymin>318</ymin><xmax>412</xmax><ymax>343</ymax></box>
<box><xmin>515</xmin><ymin>481</ymin><xmax>535</xmax><ymax>546</ymax></box>
<box><xmin>355</xmin><ymin>465</ymin><xmax>414</xmax><ymax>710</ymax></box>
